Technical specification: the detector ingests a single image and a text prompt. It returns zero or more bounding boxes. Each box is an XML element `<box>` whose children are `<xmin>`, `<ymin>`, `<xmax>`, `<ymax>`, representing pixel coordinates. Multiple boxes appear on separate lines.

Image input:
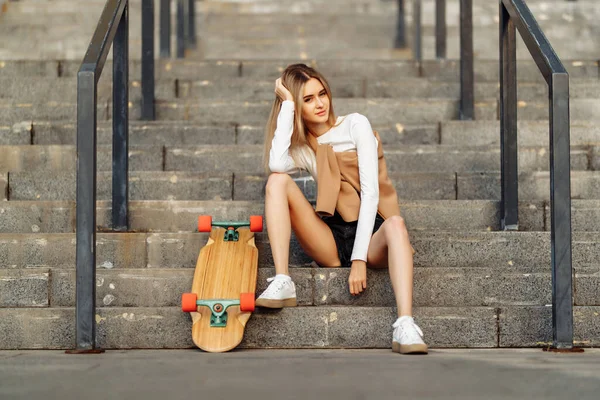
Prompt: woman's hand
<box><xmin>275</xmin><ymin>78</ymin><xmax>294</xmax><ymax>102</ymax></box>
<box><xmin>349</xmin><ymin>260</ymin><xmax>367</xmax><ymax>295</ymax></box>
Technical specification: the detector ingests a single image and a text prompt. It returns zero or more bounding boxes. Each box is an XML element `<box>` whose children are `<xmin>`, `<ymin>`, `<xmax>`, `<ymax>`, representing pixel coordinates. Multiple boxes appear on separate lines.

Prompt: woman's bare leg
<box><xmin>366</xmin><ymin>216</ymin><xmax>413</xmax><ymax>317</ymax></box>
<box><xmin>265</xmin><ymin>173</ymin><xmax>341</xmax><ymax>275</ymax></box>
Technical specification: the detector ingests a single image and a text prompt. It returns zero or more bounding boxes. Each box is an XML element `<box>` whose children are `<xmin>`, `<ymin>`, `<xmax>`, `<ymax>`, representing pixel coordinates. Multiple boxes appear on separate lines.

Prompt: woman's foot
<box><xmin>392</xmin><ymin>316</ymin><xmax>428</xmax><ymax>354</ymax></box>
<box><xmin>255</xmin><ymin>274</ymin><xmax>297</xmax><ymax>308</ymax></box>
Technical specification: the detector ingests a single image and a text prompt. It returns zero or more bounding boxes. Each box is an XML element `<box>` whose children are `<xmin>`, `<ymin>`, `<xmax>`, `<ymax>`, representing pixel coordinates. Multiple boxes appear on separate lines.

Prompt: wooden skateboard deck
<box><xmin>182</xmin><ymin>217</ymin><xmax>261</xmax><ymax>353</ymax></box>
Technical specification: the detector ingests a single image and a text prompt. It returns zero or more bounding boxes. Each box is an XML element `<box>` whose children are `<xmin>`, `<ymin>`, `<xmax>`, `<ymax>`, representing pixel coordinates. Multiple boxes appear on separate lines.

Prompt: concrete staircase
<box><xmin>1</xmin><ymin>0</ymin><xmax>600</xmax><ymax>349</ymax></box>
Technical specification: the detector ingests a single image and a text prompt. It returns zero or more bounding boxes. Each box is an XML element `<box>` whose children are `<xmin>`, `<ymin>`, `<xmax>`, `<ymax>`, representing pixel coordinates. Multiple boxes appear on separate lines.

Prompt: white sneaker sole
<box><xmin>392</xmin><ymin>341</ymin><xmax>428</xmax><ymax>355</ymax></box>
<box><xmin>255</xmin><ymin>297</ymin><xmax>297</xmax><ymax>308</ymax></box>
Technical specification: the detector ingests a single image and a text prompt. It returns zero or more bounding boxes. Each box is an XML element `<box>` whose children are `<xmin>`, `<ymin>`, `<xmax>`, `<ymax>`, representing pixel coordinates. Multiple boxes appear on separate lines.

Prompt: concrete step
<box><xmin>3</xmin><ymin>2</ymin><xmax>599</xmax><ymax>60</ymax></box>
<box><xmin>102</xmin><ymin>97</ymin><xmax>600</xmax><ymax>123</ymax></box>
<box><xmin>3</xmin><ymin>120</ymin><xmax>439</xmax><ymax>147</ymax></box>
<box><xmin>1</xmin><ymin>59</ymin><xmax>597</xmax><ymax>82</ymax></box>
<box><xmin>3</xmin><ymin>97</ymin><xmax>599</xmax><ymax>125</ymax></box>
<box><xmin>6</xmin><ymin>170</ymin><xmax>458</xmax><ymax>201</ymax></box>
<box><xmin>1</xmin><ymin>265</ymin><xmax>598</xmax><ymax>310</ymax></box>
<box><xmin>0</xmin><ymin>142</ymin><xmax>591</xmax><ymax>176</ymax></box>
<box><xmin>457</xmin><ymin>171</ymin><xmax>600</xmax><ymax>201</ymax></box>
<box><xmin>5</xmin><ymin>169</ymin><xmax>600</xmax><ymax>205</ymax></box>
<box><xmin>0</xmin><ymin>77</ymin><xmax>176</xmax><ymax>104</ymax></box>
<box><xmin>0</xmin><ymin>98</ymin><xmax>498</xmax><ymax>124</ymax></box>
<box><xmin>441</xmin><ymin>120</ymin><xmax>600</xmax><ymax>147</ymax></box>
<box><xmin>5</xmin><ymin>77</ymin><xmax>600</xmax><ymax>103</ymax></box>
<box><xmin>0</xmin><ymin>199</ymin><xmax>546</xmax><ymax>233</ymax></box>
<box><xmin>161</xmin><ymin>144</ymin><xmax>589</xmax><ymax>174</ymax></box>
<box><xmin>4</xmin><ymin>229</ymin><xmax>600</xmax><ymax>271</ymax></box>
<box><xmin>0</xmin><ymin>305</ymin><xmax>598</xmax><ymax>349</ymax></box>
<box><xmin>5</xmin><ymin>119</ymin><xmax>598</xmax><ymax>148</ymax></box>
<box><xmin>0</xmin><ymin>101</ymin><xmax>104</xmax><ymax>124</ymax></box>
<box><xmin>6</xmin><ymin>197</ymin><xmax>600</xmax><ymax>234</ymax></box>
<box><xmin>3</xmin><ymin>21</ymin><xmax>595</xmax><ymax>61</ymax></box>
<box><xmin>0</xmin><ymin>145</ymin><xmax>163</xmax><ymax>173</ymax></box>
<box><xmin>190</xmin><ymin>18</ymin><xmax>600</xmax><ymax>60</ymax></box>
<box><xmin>6</xmin><ymin>0</ymin><xmax>596</xmax><ymax>16</ymax></box>
<box><xmin>8</xmin><ymin>0</ymin><xmax>593</xmax><ymax>17</ymax></box>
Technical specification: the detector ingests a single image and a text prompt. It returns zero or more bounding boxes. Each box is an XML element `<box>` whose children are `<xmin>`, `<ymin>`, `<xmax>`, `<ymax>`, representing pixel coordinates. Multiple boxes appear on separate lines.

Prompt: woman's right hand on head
<box><xmin>275</xmin><ymin>78</ymin><xmax>294</xmax><ymax>102</ymax></box>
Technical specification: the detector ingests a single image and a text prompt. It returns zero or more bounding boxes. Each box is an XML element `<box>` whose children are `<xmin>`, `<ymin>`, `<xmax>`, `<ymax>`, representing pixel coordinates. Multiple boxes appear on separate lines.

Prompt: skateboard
<box><xmin>181</xmin><ymin>215</ymin><xmax>263</xmax><ymax>352</ymax></box>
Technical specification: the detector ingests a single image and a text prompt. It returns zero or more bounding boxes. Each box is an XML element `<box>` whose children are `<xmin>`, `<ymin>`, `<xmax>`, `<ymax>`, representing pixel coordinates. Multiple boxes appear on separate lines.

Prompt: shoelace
<box><xmin>263</xmin><ymin>277</ymin><xmax>286</xmax><ymax>294</ymax></box>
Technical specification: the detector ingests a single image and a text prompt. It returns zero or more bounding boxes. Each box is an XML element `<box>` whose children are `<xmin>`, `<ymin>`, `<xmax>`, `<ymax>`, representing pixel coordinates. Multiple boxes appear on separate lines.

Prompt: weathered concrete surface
<box><xmin>1</xmin><ymin>348</ymin><xmax>600</xmax><ymax>400</ymax></box>
<box><xmin>0</xmin><ymin>199</ymin><xmax>546</xmax><ymax>233</ymax></box>
<box><xmin>0</xmin><ymin>305</ymin><xmax>599</xmax><ymax>349</ymax></box>
<box><xmin>0</xmin><ymin>269</ymin><xmax>49</xmax><ymax>307</ymax></box>
<box><xmin>8</xmin><ymin>171</ymin><xmax>233</xmax><ymax>201</ymax></box>
<box><xmin>442</xmin><ymin>120</ymin><xmax>600</xmax><ymax>147</ymax></box>
<box><xmin>0</xmin><ymin>306</ymin><xmax>498</xmax><ymax>349</ymax></box>
<box><xmin>458</xmin><ymin>171</ymin><xmax>600</xmax><ymax>201</ymax></box>
<box><xmin>43</xmin><ymin>266</ymin><xmax>596</xmax><ymax>309</ymax></box>
<box><xmin>499</xmin><ymin>306</ymin><xmax>600</xmax><ymax>348</ymax></box>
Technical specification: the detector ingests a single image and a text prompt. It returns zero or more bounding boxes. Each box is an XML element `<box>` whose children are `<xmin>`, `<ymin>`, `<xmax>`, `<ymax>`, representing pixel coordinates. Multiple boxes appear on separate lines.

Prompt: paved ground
<box><xmin>1</xmin><ymin>349</ymin><xmax>599</xmax><ymax>399</ymax></box>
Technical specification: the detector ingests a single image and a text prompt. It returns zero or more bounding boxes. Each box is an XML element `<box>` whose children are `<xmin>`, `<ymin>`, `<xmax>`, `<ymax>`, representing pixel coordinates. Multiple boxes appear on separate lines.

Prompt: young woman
<box><xmin>256</xmin><ymin>63</ymin><xmax>428</xmax><ymax>355</ymax></box>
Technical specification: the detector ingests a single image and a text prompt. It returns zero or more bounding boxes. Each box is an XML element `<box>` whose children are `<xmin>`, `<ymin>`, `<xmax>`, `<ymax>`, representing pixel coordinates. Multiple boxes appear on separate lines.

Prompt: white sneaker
<box><xmin>392</xmin><ymin>316</ymin><xmax>428</xmax><ymax>354</ymax></box>
<box><xmin>255</xmin><ymin>275</ymin><xmax>297</xmax><ymax>308</ymax></box>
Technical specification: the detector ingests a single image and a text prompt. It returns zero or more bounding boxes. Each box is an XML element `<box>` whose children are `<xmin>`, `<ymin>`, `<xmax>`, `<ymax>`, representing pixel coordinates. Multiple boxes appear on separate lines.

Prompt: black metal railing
<box><xmin>146</xmin><ymin>0</ymin><xmax>198</xmax><ymax>119</ymax></box>
<box><xmin>395</xmin><ymin>0</ymin><xmax>474</xmax><ymax>120</ymax></box>
<box><xmin>141</xmin><ymin>0</ymin><xmax>155</xmax><ymax>120</ymax></box>
<box><xmin>71</xmin><ymin>0</ymin><xmax>129</xmax><ymax>352</ymax></box>
<box><xmin>160</xmin><ymin>0</ymin><xmax>197</xmax><ymax>59</ymax></box>
<box><xmin>71</xmin><ymin>0</ymin><xmax>198</xmax><ymax>352</ymax></box>
<box><xmin>500</xmin><ymin>0</ymin><xmax>573</xmax><ymax>348</ymax></box>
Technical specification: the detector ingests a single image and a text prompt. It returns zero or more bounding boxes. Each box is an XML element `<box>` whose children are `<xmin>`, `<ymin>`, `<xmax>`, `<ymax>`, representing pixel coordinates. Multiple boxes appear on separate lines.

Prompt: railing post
<box><xmin>177</xmin><ymin>0</ymin><xmax>185</xmax><ymax>58</ymax></box>
<box><xmin>160</xmin><ymin>0</ymin><xmax>171</xmax><ymax>58</ymax></box>
<box><xmin>412</xmin><ymin>0</ymin><xmax>422</xmax><ymax>62</ymax></box>
<box><xmin>74</xmin><ymin>69</ymin><xmax>99</xmax><ymax>352</ymax></box>
<box><xmin>187</xmin><ymin>0</ymin><xmax>196</xmax><ymax>48</ymax></box>
<box><xmin>499</xmin><ymin>1</ymin><xmax>518</xmax><ymax>230</ymax></box>
<box><xmin>435</xmin><ymin>0</ymin><xmax>446</xmax><ymax>59</ymax></box>
<box><xmin>394</xmin><ymin>0</ymin><xmax>406</xmax><ymax>49</ymax></box>
<box><xmin>549</xmin><ymin>72</ymin><xmax>573</xmax><ymax>348</ymax></box>
<box><xmin>141</xmin><ymin>0</ymin><xmax>155</xmax><ymax>120</ymax></box>
<box><xmin>113</xmin><ymin>2</ymin><xmax>129</xmax><ymax>231</ymax></box>
<box><xmin>459</xmin><ymin>0</ymin><xmax>474</xmax><ymax>119</ymax></box>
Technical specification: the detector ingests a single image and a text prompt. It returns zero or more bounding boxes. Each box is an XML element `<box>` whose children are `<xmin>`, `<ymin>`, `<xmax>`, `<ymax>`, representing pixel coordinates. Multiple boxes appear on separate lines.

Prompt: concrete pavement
<box><xmin>1</xmin><ymin>349</ymin><xmax>599</xmax><ymax>399</ymax></box>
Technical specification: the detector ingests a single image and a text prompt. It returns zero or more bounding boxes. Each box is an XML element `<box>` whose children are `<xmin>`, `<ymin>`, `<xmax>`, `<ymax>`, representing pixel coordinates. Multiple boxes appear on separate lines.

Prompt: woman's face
<box><xmin>300</xmin><ymin>78</ymin><xmax>330</xmax><ymax>125</ymax></box>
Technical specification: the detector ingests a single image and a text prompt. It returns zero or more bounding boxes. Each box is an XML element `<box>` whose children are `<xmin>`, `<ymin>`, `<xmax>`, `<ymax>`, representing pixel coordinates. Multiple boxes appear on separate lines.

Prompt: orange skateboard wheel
<box><xmin>249</xmin><ymin>216</ymin><xmax>263</xmax><ymax>233</ymax></box>
<box><xmin>198</xmin><ymin>215</ymin><xmax>212</xmax><ymax>232</ymax></box>
<box><xmin>239</xmin><ymin>293</ymin><xmax>255</xmax><ymax>312</ymax></box>
<box><xmin>181</xmin><ymin>293</ymin><xmax>198</xmax><ymax>312</ymax></box>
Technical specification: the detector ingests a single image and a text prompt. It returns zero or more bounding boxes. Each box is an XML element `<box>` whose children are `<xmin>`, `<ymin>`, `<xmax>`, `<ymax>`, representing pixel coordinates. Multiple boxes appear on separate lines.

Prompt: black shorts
<box><xmin>321</xmin><ymin>210</ymin><xmax>385</xmax><ymax>268</ymax></box>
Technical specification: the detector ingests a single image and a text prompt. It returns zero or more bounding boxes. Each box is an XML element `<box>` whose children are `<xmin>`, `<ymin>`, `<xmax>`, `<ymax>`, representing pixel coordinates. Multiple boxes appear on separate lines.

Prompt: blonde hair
<box><xmin>262</xmin><ymin>63</ymin><xmax>337</xmax><ymax>173</ymax></box>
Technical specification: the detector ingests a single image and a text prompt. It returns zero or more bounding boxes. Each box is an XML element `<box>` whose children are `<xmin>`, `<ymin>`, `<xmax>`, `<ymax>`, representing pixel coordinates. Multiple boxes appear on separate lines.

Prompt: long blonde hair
<box><xmin>262</xmin><ymin>63</ymin><xmax>337</xmax><ymax>173</ymax></box>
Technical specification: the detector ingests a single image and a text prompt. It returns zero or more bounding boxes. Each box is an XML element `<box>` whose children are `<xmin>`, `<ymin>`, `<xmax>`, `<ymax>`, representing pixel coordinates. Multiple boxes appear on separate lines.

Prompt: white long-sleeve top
<box><xmin>269</xmin><ymin>100</ymin><xmax>380</xmax><ymax>262</ymax></box>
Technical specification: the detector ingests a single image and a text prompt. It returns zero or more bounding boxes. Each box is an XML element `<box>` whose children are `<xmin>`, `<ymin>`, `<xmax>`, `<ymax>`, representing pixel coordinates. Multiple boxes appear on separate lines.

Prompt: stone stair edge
<box><xmin>0</xmin><ymin>305</ymin><xmax>599</xmax><ymax>349</ymax></box>
<box><xmin>4</xmin><ymin>118</ymin><xmax>596</xmax><ymax>133</ymax></box>
<box><xmin>0</xmin><ymin>58</ymin><xmax>597</xmax><ymax>79</ymax></box>
<box><xmin>2</xmin><ymin>229</ymin><xmax>600</xmax><ymax>270</ymax></box>
<box><xmin>7</xmin><ymin>265</ymin><xmax>597</xmax><ymax>310</ymax></box>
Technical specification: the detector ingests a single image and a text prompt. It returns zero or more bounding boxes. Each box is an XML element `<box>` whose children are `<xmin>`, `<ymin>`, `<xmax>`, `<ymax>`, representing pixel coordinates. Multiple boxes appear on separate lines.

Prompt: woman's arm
<box><xmin>349</xmin><ymin>114</ymin><xmax>380</xmax><ymax>263</ymax></box>
<box><xmin>268</xmin><ymin>100</ymin><xmax>300</xmax><ymax>173</ymax></box>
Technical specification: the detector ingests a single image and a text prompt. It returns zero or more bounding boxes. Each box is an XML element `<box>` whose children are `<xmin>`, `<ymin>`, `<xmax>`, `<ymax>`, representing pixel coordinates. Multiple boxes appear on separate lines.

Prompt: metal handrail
<box><xmin>72</xmin><ymin>0</ymin><xmax>199</xmax><ymax>352</ymax></box>
<box><xmin>73</xmin><ymin>0</ymin><xmax>129</xmax><ymax>352</ymax></box>
<box><xmin>500</xmin><ymin>0</ymin><xmax>573</xmax><ymax>349</ymax></box>
<box><xmin>396</xmin><ymin>0</ymin><xmax>474</xmax><ymax>120</ymax></box>
<box><xmin>160</xmin><ymin>0</ymin><xmax>197</xmax><ymax>59</ymax></box>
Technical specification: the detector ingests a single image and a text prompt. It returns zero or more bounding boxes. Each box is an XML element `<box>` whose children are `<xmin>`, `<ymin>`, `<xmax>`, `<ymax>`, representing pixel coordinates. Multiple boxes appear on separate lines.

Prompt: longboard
<box><xmin>181</xmin><ymin>215</ymin><xmax>262</xmax><ymax>352</ymax></box>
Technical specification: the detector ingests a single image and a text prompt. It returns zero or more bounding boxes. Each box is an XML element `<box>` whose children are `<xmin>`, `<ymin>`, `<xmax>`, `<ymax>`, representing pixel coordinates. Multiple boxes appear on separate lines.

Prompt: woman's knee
<box><xmin>265</xmin><ymin>173</ymin><xmax>292</xmax><ymax>196</ymax></box>
<box><xmin>383</xmin><ymin>215</ymin><xmax>408</xmax><ymax>238</ymax></box>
